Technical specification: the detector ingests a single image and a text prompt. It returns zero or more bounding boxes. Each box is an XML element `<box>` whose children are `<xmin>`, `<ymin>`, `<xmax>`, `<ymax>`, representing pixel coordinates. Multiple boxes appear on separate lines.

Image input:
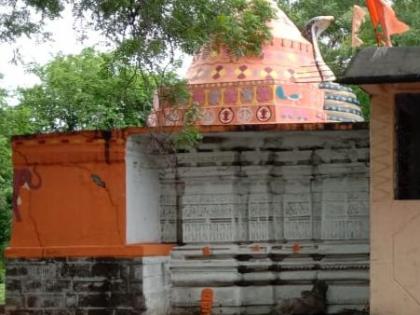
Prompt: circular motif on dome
<box><xmin>201</xmin><ymin>110</ymin><xmax>215</xmax><ymax>125</ymax></box>
<box><xmin>256</xmin><ymin>106</ymin><xmax>272</xmax><ymax>122</ymax></box>
<box><xmin>237</xmin><ymin>107</ymin><xmax>253</xmax><ymax>123</ymax></box>
<box><xmin>219</xmin><ymin>108</ymin><xmax>234</xmax><ymax>124</ymax></box>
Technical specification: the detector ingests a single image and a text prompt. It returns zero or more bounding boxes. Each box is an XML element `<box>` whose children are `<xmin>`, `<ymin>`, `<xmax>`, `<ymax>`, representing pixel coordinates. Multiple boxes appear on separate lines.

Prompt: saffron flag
<box><xmin>352</xmin><ymin>5</ymin><xmax>367</xmax><ymax>47</ymax></box>
<box><xmin>366</xmin><ymin>0</ymin><xmax>409</xmax><ymax>46</ymax></box>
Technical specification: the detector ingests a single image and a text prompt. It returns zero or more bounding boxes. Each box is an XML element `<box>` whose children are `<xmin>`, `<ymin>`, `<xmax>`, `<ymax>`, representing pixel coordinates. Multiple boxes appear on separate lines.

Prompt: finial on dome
<box><xmin>304</xmin><ymin>16</ymin><xmax>336</xmax><ymax>81</ymax></box>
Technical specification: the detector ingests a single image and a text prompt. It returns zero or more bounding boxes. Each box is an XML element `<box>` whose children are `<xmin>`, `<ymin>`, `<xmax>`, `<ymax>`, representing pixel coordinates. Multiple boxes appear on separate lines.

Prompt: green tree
<box><xmin>18</xmin><ymin>48</ymin><xmax>158</xmax><ymax>132</ymax></box>
<box><xmin>0</xmin><ymin>89</ymin><xmax>34</xmax><ymax>260</ymax></box>
<box><xmin>0</xmin><ymin>91</ymin><xmax>11</xmax><ymax>259</ymax></box>
<box><xmin>277</xmin><ymin>0</ymin><xmax>419</xmax><ymax>118</ymax></box>
<box><xmin>278</xmin><ymin>0</ymin><xmax>419</xmax><ymax>75</ymax></box>
<box><xmin>1</xmin><ymin>0</ymin><xmax>275</xmax><ymax>65</ymax></box>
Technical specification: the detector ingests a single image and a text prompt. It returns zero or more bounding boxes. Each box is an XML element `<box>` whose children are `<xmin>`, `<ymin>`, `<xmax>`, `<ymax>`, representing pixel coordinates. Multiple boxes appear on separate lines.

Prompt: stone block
<box><xmin>5</xmin><ymin>257</ymin><xmax>170</xmax><ymax>314</ymax></box>
<box><xmin>59</xmin><ymin>263</ymin><xmax>91</xmax><ymax>279</ymax></box>
<box><xmin>26</xmin><ymin>294</ymin><xmax>65</xmax><ymax>309</ymax></box>
<box><xmin>91</xmin><ymin>263</ymin><xmax>120</xmax><ymax>278</ymax></box>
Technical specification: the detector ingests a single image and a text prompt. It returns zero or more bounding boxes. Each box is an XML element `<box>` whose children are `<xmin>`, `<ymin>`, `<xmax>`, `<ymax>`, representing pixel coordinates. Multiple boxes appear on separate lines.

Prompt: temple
<box><xmin>3</xmin><ymin>3</ymin><xmax>390</xmax><ymax>315</ymax></box>
<box><xmin>148</xmin><ymin>4</ymin><xmax>364</xmax><ymax>127</ymax></box>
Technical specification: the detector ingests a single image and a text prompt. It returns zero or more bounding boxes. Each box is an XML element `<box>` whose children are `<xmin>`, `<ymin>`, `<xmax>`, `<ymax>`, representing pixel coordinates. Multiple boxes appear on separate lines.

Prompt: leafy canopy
<box><xmin>277</xmin><ymin>0</ymin><xmax>420</xmax><ymax>119</ymax></box>
<box><xmin>0</xmin><ymin>90</ymin><xmax>34</xmax><ymax>259</ymax></box>
<box><xmin>278</xmin><ymin>0</ymin><xmax>420</xmax><ymax>76</ymax></box>
<box><xmin>18</xmin><ymin>48</ymin><xmax>157</xmax><ymax>132</ymax></box>
<box><xmin>1</xmin><ymin>0</ymin><xmax>275</xmax><ymax>64</ymax></box>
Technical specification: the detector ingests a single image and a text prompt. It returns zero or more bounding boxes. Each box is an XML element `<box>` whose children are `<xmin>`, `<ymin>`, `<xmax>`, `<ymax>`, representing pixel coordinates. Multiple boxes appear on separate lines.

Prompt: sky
<box><xmin>0</xmin><ymin>7</ymin><xmax>107</xmax><ymax>102</ymax></box>
<box><xmin>0</xmin><ymin>7</ymin><xmax>191</xmax><ymax>105</ymax></box>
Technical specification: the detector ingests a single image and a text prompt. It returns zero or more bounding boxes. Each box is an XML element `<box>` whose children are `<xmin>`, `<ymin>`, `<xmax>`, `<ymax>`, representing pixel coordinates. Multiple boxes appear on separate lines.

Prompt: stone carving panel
<box><xmin>283</xmin><ymin>178</ymin><xmax>313</xmax><ymax>240</ymax></box>
<box><xmin>321</xmin><ymin>178</ymin><xmax>369</xmax><ymax>240</ymax></box>
<box><xmin>156</xmin><ymin>130</ymin><xmax>369</xmax><ymax>244</ymax></box>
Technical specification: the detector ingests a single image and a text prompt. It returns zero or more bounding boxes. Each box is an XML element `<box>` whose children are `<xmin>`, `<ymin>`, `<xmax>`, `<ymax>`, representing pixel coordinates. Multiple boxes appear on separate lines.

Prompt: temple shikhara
<box><xmin>5</xmin><ymin>2</ymin><xmax>420</xmax><ymax>315</ymax></box>
<box><xmin>148</xmin><ymin>5</ymin><xmax>364</xmax><ymax>127</ymax></box>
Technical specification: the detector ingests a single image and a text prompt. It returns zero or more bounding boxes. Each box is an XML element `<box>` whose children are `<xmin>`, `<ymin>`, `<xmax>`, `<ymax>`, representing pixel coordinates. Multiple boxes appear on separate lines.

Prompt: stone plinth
<box><xmin>5</xmin><ymin>257</ymin><xmax>169</xmax><ymax>315</ymax></box>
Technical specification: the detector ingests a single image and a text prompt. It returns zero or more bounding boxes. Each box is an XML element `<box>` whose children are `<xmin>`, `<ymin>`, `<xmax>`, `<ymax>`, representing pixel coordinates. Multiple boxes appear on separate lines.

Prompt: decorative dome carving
<box><xmin>148</xmin><ymin>3</ymin><xmax>364</xmax><ymax>127</ymax></box>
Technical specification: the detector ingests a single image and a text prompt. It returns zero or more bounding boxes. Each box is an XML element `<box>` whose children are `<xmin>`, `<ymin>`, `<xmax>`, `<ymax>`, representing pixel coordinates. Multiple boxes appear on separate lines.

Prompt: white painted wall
<box><xmin>126</xmin><ymin>136</ymin><xmax>162</xmax><ymax>243</ymax></box>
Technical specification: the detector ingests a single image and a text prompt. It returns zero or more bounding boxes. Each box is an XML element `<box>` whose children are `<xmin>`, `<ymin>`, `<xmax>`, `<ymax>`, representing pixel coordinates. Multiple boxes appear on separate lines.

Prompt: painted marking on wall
<box><xmin>292</xmin><ymin>242</ymin><xmax>302</xmax><ymax>254</ymax></box>
<box><xmin>202</xmin><ymin>246</ymin><xmax>212</xmax><ymax>257</ymax></box>
<box><xmin>200</xmin><ymin>288</ymin><xmax>214</xmax><ymax>315</ymax></box>
<box><xmin>13</xmin><ymin>167</ymin><xmax>42</xmax><ymax>221</ymax></box>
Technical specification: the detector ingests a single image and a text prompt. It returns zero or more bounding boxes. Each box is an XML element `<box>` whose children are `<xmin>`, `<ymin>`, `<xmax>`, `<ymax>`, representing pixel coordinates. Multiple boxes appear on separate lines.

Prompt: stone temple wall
<box><xmin>6</xmin><ymin>126</ymin><xmax>369</xmax><ymax>314</ymax></box>
<box><xmin>5</xmin><ymin>257</ymin><xmax>169</xmax><ymax>315</ymax></box>
<box><xmin>159</xmin><ymin>129</ymin><xmax>370</xmax><ymax>243</ymax></box>
<box><xmin>126</xmin><ymin>127</ymin><xmax>370</xmax><ymax>314</ymax></box>
<box><xmin>151</xmin><ymin>127</ymin><xmax>370</xmax><ymax>314</ymax></box>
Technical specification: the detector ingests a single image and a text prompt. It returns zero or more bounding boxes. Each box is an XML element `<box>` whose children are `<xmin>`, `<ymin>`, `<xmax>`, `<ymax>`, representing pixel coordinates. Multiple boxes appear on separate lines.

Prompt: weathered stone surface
<box><xmin>5</xmin><ymin>257</ymin><xmax>169</xmax><ymax>315</ymax></box>
<box><xmin>163</xmin><ymin>129</ymin><xmax>370</xmax><ymax>314</ymax></box>
<box><xmin>150</xmin><ymin>129</ymin><xmax>370</xmax><ymax>244</ymax></box>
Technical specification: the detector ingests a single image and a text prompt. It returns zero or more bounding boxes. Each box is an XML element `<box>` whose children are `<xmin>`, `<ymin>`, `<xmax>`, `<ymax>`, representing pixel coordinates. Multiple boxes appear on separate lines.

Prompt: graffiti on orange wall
<box><xmin>12</xmin><ymin>167</ymin><xmax>42</xmax><ymax>221</ymax></box>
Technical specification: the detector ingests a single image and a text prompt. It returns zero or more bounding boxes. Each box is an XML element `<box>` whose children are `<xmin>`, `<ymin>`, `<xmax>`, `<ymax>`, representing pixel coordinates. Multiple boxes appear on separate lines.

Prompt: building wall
<box><xmin>166</xmin><ymin>127</ymin><xmax>370</xmax><ymax>314</ymax></box>
<box><xmin>6</xmin><ymin>124</ymin><xmax>371</xmax><ymax>314</ymax></box>
<box><xmin>369</xmin><ymin>84</ymin><xmax>420</xmax><ymax>315</ymax></box>
<box><xmin>160</xmin><ymin>128</ymin><xmax>370</xmax><ymax>244</ymax></box>
<box><xmin>8</xmin><ymin>131</ymin><xmax>127</xmax><ymax>257</ymax></box>
<box><xmin>126</xmin><ymin>136</ymin><xmax>162</xmax><ymax>243</ymax></box>
<box><xmin>5</xmin><ymin>257</ymin><xmax>169</xmax><ymax>315</ymax></box>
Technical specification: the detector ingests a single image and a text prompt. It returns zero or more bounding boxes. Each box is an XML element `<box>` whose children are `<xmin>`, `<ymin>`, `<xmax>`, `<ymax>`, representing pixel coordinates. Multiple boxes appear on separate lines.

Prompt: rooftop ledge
<box><xmin>6</xmin><ymin>244</ymin><xmax>175</xmax><ymax>259</ymax></box>
<box><xmin>339</xmin><ymin>46</ymin><xmax>420</xmax><ymax>85</ymax></box>
<box><xmin>12</xmin><ymin>122</ymin><xmax>369</xmax><ymax>142</ymax></box>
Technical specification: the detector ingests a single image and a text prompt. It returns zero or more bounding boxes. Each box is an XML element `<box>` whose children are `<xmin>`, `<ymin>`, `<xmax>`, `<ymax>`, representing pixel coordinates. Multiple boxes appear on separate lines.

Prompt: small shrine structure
<box><xmin>341</xmin><ymin>46</ymin><xmax>420</xmax><ymax>315</ymax></box>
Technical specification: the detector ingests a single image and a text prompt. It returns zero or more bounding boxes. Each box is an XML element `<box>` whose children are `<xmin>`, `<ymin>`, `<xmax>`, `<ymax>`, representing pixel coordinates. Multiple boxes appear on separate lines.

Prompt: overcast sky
<box><xmin>0</xmin><ymin>7</ymin><xmax>191</xmax><ymax>105</ymax></box>
<box><xmin>0</xmin><ymin>7</ymin><xmax>107</xmax><ymax>101</ymax></box>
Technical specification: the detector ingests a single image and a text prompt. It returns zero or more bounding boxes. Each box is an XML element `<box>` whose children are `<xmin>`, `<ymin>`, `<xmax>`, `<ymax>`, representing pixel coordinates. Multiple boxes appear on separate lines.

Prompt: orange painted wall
<box><xmin>8</xmin><ymin>131</ymin><xmax>126</xmax><ymax>256</ymax></box>
<box><xmin>7</xmin><ymin>129</ymin><xmax>174</xmax><ymax>258</ymax></box>
<box><xmin>6</xmin><ymin>124</ymin><xmax>364</xmax><ymax>259</ymax></box>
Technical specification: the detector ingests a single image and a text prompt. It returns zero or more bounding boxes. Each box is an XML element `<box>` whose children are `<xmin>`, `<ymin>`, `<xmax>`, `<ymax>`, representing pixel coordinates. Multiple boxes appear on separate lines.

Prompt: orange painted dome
<box><xmin>186</xmin><ymin>7</ymin><xmax>314</xmax><ymax>85</ymax></box>
<box><xmin>148</xmin><ymin>4</ymin><xmax>363</xmax><ymax>127</ymax></box>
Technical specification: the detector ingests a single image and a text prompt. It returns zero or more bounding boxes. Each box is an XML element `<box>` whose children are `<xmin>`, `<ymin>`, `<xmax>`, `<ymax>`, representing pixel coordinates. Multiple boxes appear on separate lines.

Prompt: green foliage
<box><xmin>390</xmin><ymin>1</ymin><xmax>420</xmax><ymax>46</ymax></box>
<box><xmin>209</xmin><ymin>0</ymin><xmax>275</xmax><ymax>57</ymax></box>
<box><xmin>0</xmin><ymin>282</ymin><xmax>4</xmax><ymax>305</ymax></box>
<box><xmin>0</xmin><ymin>0</ymin><xmax>62</xmax><ymax>42</ymax></box>
<box><xmin>0</xmin><ymin>258</ymin><xmax>3</xmax><ymax>304</ymax></box>
<box><xmin>173</xmin><ymin>103</ymin><xmax>203</xmax><ymax>150</ymax></box>
<box><xmin>1</xmin><ymin>0</ymin><xmax>274</xmax><ymax>63</ymax></box>
<box><xmin>0</xmin><ymin>90</ymin><xmax>34</xmax><ymax>262</ymax></box>
<box><xmin>277</xmin><ymin>0</ymin><xmax>420</xmax><ymax>120</ymax></box>
<box><xmin>18</xmin><ymin>48</ymin><xmax>156</xmax><ymax>132</ymax></box>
